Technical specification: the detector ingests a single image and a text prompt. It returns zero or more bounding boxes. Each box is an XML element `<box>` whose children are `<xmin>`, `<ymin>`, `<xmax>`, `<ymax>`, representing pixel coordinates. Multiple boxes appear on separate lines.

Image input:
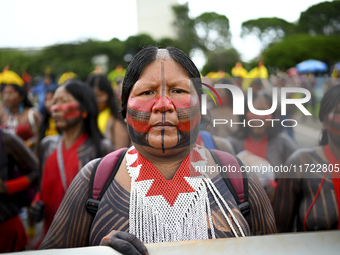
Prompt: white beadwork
<box><xmin>126</xmin><ymin>145</ymin><xmax>245</xmax><ymax>243</ymax></box>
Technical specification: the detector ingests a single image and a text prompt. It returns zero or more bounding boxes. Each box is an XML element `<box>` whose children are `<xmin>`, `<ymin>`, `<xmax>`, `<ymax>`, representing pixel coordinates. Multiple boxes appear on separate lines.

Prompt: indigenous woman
<box><xmin>227</xmin><ymin>90</ymin><xmax>298</xmax><ymax>202</ymax></box>
<box><xmin>0</xmin><ymin>128</ymin><xmax>39</xmax><ymax>252</ymax></box>
<box><xmin>87</xmin><ymin>73</ymin><xmax>131</xmax><ymax>149</ymax></box>
<box><xmin>30</xmin><ymin>80</ymin><xmax>113</xmax><ymax>244</ymax></box>
<box><xmin>39</xmin><ymin>47</ymin><xmax>276</xmax><ymax>254</ymax></box>
<box><xmin>274</xmin><ymin>84</ymin><xmax>340</xmax><ymax>232</ymax></box>
<box><xmin>0</xmin><ymin>69</ymin><xmax>41</xmax><ymax>149</ymax></box>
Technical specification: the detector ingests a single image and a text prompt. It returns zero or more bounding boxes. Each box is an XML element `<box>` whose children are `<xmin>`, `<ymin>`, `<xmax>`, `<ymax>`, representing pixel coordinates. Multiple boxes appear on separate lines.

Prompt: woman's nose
<box><xmin>152</xmin><ymin>96</ymin><xmax>175</xmax><ymax>113</ymax></box>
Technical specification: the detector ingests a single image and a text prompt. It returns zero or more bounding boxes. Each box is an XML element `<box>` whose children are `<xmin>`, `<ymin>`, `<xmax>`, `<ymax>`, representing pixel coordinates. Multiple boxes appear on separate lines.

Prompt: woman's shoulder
<box><xmin>100</xmin><ymin>137</ymin><xmax>115</xmax><ymax>155</ymax></box>
<box><xmin>40</xmin><ymin>135</ymin><xmax>60</xmax><ymax>152</ymax></box>
<box><xmin>285</xmin><ymin>146</ymin><xmax>323</xmax><ymax>165</ymax></box>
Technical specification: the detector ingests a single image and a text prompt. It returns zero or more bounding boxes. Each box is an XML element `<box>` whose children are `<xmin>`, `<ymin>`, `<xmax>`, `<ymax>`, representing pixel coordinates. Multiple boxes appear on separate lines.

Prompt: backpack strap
<box><xmin>86</xmin><ymin>147</ymin><xmax>128</xmax><ymax>216</ymax></box>
<box><xmin>209</xmin><ymin>149</ymin><xmax>250</xmax><ymax>216</ymax></box>
<box><xmin>199</xmin><ymin>130</ymin><xmax>216</xmax><ymax>149</ymax></box>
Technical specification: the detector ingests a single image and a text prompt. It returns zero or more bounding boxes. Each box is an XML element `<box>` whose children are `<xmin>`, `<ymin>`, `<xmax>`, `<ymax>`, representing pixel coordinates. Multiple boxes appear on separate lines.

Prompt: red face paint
<box><xmin>328</xmin><ymin>113</ymin><xmax>340</xmax><ymax>123</ymax></box>
<box><xmin>327</xmin><ymin>113</ymin><xmax>340</xmax><ymax>135</ymax></box>
<box><xmin>50</xmin><ymin>102</ymin><xmax>81</xmax><ymax>120</ymax></box>
<box><xmin>127</xmin><ymin>94</ymin><xmax>200</xmax><ymax>133</ymax></box>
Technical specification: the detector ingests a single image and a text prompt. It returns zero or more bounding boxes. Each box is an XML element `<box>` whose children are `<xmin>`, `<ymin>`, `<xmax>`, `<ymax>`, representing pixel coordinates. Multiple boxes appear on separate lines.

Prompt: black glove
<box><xmin>29</xmin><ymin>201</ymin><xmax>45</xmax><ymax>222</ymax></box>
<box><xmin>100</xmin><ymin>230</ymin><xmax>148</xmax><ymax>255</ymax></box>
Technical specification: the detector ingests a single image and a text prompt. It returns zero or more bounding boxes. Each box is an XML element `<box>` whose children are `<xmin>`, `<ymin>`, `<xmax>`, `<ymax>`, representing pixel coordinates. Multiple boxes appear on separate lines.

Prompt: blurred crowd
<box><xmin>0</xmin><ymin>55</ymin><xmax>339</xmax><ymax>253</ymax></box>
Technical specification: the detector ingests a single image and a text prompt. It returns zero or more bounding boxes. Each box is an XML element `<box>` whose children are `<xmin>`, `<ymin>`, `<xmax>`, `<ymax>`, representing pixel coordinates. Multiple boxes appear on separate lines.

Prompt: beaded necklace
<box><xmin>126</xmin><ymin>144</ymin><xmax>245</xmax><ymax>243</ymax></box>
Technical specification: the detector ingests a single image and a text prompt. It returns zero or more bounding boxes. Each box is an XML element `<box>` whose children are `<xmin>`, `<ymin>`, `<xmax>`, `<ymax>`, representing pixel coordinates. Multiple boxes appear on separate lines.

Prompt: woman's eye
<box><xmin>172</xmin><ymin>89</ymin><xmax>185</xmax><ymax>94</ymax></box>
<box><xmin>140</xmin><ymin>91</ymin><xmax>154</xmax><ymax>96</ymax></box>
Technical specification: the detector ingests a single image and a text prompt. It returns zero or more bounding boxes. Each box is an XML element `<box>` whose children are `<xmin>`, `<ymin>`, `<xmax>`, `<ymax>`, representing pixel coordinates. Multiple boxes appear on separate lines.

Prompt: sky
<box><xmin>0</xmin><ymin>0</ymin><xmax>328</xmax><ymax>65</ymax></box>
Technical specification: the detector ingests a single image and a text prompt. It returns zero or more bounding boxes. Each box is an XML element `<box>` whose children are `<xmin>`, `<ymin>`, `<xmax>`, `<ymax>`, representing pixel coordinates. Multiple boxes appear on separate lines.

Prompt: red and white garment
<box><xmin>126</xmin><ymin>144</ymin><xmax>245</xmax><ymax>243</ymax></box>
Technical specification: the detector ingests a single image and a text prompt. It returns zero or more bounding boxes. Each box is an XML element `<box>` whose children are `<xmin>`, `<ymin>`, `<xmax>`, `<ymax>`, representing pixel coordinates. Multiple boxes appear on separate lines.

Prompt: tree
<box><xmin>171</xmin><ymin>3</ymin><xmax>198</xmax><ymax>55</ymax></box>
<box><xmin>124</xmin><ymin>34</ymin><xmax>157</xmax><ymax>58</ymax></box>
<box><xmin>241</xmin><ymin>17</ymin><xmax>298</xmax><ymax>49</ymax></box>
<box><xmin>298</xmin><ymin>1</ymin><xmax>340</xmax><ymax>35</ymax></box>
<box><xmin>193</xmin><ymin>12</ymin><xmax>231</xmax><ymax>51</ymax></box>
<box><xmin>262</xmin><ymin>34</ymin><xmax>340</xmax><ymax>70</ymax></box>
<box><xmin>201</xmin><ymin>48</ymin><xmax>241</xmax><ymax>75</ymax></box>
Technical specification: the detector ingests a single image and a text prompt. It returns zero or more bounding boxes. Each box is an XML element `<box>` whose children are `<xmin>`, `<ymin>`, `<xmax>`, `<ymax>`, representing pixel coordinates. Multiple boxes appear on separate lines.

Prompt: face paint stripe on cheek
<box><xmin>64</xmin><ymin>110</ymin><xmax>81</xmax><ymax>120</ymax></box>
<box><xmin>177</xmin><ymin>115</ymin><xmax>201</xmax><ymax>132</ymax></box>
<box><xmin>328</xmin><ymin>114</ymin><xmax>340</xmax><ymax>123</ymax></box>
<box><xmin>327</xmin><ymin>126</ymin><xmax>340</xmax><ymax>135</ymax></box>
<box><xmin>127</xmin><ymin>97</ymin><xmax>155</xmax><ymax>112</ymax></box>
<box><xmin>176</xmin><ymin>106</ymin><xmax>201</xmax><ymax>132</ymax></box>
<box><xmin>126</xmin><ymin>109</ymin><xmax>152</xmax><ymax>133</ymax></box>
<box><xmin>51</xmin><ymin>102</ymin><xmax>82</xmax><ymax>120</ymax></box>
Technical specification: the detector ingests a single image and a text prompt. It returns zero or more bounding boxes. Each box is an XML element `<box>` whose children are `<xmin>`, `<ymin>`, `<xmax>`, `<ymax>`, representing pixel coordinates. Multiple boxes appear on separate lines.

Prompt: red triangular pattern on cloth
<box><xmin>133</xmin><ymin>150</ymin><xmax>200</xmax><ymax>206</ymax></box>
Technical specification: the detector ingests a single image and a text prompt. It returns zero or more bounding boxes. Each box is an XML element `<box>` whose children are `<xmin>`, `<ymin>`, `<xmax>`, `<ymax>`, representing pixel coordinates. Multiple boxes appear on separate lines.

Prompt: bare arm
<box><xmin>273</xmin><ymin>151</ymin><xmax>303</xmax><ymax>233</ymax></box>
<box><xmin>246</xmin><ymin>172</ymin><xmax>277</xmax><ymax>235</ymax></box>
<box><xmin>2</xmin><ymin>129</ymin><xmax>39</xmax><ymax>185</ymax></box>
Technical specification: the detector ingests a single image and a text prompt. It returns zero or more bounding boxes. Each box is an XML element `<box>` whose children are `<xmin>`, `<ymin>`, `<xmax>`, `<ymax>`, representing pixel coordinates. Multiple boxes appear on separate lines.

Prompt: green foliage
<box><xmin>124</xmin><ymin>34</ymin><xmax>157</xmax><ymax>56</ymax></box>
<box><xmin>241</xmin><ymin>17</ymin><xmax>298</xmax><ymax>48</ymax></box>
<box><xmin>2</xmin><ymin>1</ymin><xmax>340</xmax><ymax>81</ymax></box>
<box><xmin>0</xmin><ymin>50</ymin><xmax>31</xmax><ymax>74</ymax></box>
<box><xmin>171</xmin><ymin>3</ymin><xmax>198</xmax><ymax>55</ymax></box>
<box><xmin>194</xmin><ymin>12</ymin><xmax>231</xmax><ymax>51</ymax></box>
<box><xmin>201</xmin><ymin>48</ymin><xmax>241</xmax><ymax>74</ymax></box>
<box><xmin>262</xmin><ymin>34</ymin><xmax>340</xmax><ymax>70</ymax></box>
<box><xmin>298</xmin><ymin>1</ymin><xmax>340</xmax><ymax>35</ymax></box>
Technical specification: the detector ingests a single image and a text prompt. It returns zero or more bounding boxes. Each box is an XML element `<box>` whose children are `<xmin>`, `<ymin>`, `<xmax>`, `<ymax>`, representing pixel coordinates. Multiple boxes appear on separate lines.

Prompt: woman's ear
<box><xmin>82</xmin><ymin>112</ymin><xmax>88</xmax><ymax>119</ymax></box>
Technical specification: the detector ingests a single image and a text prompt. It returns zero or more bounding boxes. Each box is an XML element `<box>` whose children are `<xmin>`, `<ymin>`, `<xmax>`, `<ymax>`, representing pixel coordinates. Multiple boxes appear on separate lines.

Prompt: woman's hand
<box><xmin>29</xmin><ymin>200</ymin><xmax>45</xmax><ymax>222</ymax></box>
<box><xmin>100</xmin><ymin>230</ymin><xmax>148</xmax><ymax>255</ymax></box>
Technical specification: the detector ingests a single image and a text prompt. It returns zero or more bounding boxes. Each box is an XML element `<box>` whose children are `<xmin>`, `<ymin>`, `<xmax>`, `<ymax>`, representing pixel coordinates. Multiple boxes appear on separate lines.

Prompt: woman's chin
<box><xmin>148</xmin><ymin>137</ymin><xmax>179</xmax><ymax>150</ymax></box>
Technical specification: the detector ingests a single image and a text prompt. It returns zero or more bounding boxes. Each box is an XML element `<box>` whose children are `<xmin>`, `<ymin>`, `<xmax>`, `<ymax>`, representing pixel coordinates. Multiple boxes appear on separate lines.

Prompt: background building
<box><xmin>136</xmin><ymin>0</ymin><xmax>177</xmax><ymax>39</ymax></box>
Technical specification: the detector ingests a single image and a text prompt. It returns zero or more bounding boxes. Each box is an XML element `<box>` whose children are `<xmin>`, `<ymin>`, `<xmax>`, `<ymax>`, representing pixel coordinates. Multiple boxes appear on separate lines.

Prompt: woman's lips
<box><xmin>150</xmin><ymin>122</ymin><xmax>177</xmax><ymax>130</ymax></box>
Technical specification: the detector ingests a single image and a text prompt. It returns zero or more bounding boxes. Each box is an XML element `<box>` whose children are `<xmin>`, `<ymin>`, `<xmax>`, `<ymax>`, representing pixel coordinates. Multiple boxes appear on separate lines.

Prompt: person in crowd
<box><xmin>34</xmin><ymin>88</ymin><xmax>58</xmax><ymax>154</ymax></box>
<box><xmin>227</xmin><ymin>90</ymin><xmax>298</xmax><ymax>202</ymax></box>
<box><xmin>273</xmin><ymin>84</ymin><xmax>340</xmax><ymax>232</ymax></box>
<box><xmin>30</xmin><ymin>74</ymin><xmax>57</xmax><ymax>114</ymax></box>
<box><xmin>86</xmin><ymin>73</ymin><xmax>131</xmax><ymax>149</ymax></box>
<box><xmin>0</xmin><ymin>127</ymin><xmax>39</xmax><ymax>252</ymax></box>
<box><xmin>202</xmin><ymin>77</ymin><xmax>240</xmax><ymax>138</ymax></box>
<box><xmin>29</xmin><ymin>79</ymin><xmax>113</xmax><ymax>246</ymax></box>
<box><xmin>0</xmin><ymin>69</ymin><xmax>42</xmax><ymax>149</ymax></box>
<box><xmin>38</xmin><ymin>47</ymin><xmax>276</xmax><ymax>254</ymax></box>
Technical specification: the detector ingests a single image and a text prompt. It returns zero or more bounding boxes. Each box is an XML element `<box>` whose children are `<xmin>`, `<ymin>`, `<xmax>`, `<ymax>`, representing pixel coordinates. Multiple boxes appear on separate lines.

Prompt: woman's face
<box><xmin>50</xmin><ymin>86</ymin><xmax>83</xmax><ymax>130</ymax></box>
<box><xmin>93</xmin><ymin>86</ymin><xmax>109</xmax><ymax>112</ymax></box>
<box><xmin>246</xmin><ymin>95</ymin><xmax>273</xmax><ymax>137</ymax></box>
<box><xmin>2</xmin><ymin>85</ymin><xmax>23</xmax><ymax>110</ymax></box>
<box><xmin>126</xmin><ymin>58</ymin><xmax>200</xmax><ymax>154</ymax></box>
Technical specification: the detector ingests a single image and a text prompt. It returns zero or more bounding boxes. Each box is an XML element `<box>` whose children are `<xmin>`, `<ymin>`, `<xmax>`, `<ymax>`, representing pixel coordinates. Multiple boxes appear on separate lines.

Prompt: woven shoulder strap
<box><xmin>209</xmin><ymin>149</ymin><xmax>250</xmax><ymax>216</ymax></box>
<box><xmin>86</xmin><ymin>147</ymin><xmax>128</xmax><ymax>216</ymax></box>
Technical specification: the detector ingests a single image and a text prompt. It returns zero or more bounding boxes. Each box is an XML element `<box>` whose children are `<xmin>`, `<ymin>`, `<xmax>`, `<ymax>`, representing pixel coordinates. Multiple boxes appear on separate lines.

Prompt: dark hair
<box><xmin>86</xmin><ymin>73</ymin><xmax>123</xmax><ymax>121</ymax></box>
<box><xmin>63</xmin><ymin>79</ymin><xmax>104</xmax><ymax>157</ymax></box>
<box><xmin>121</xmin><ymin>46</ymin><xmax>202</xmax><ymax>119</ymax></box>
<box><xmin>0</xmin><ymin>84</ymin><xmax>33</xmax><ymax>108</ymax></box>
<box><xmin>319</xmin><ymin>84</ymin><xmax>340</xmax><ymax>145</ymax></box>
<box><xmin>236</xmin><ymin>89</ymin><xmax>280</xmax><ymax>140</ymax></box>
<box><xmin>38</xmin><ymin>88</ymin><xmax>57</xmax><ymax>143</ymax></box>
